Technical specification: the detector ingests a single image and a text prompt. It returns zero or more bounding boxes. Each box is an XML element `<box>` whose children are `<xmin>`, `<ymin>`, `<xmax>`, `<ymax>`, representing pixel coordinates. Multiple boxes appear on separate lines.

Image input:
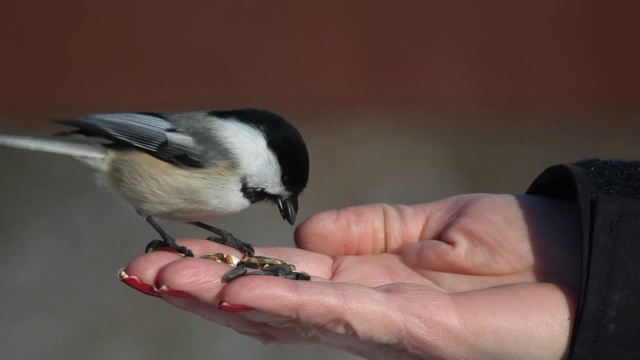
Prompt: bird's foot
<box><xmin>190</xmin><ymin>222</ymin><xmax>255</xmax><ymax>257</ymax></box>
<box><xmin>144</xmin><ymin>216</ymin><xmax>195</xmax><ymax>257</ymax></box>
<box><xmin>145</xmin><ymin>239</ymin><xmax>194</xmax><ymax>257</ymax></box>
<box><xmin>205</xmin><ymin>235</ymin><xmax>255</xmax><ymax>258</ymax></box>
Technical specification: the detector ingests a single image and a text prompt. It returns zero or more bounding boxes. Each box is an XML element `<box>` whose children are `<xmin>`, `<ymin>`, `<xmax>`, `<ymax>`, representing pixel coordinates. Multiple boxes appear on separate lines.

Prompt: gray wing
<box><xmin>54</xmin><ymin>112</ymin><xmax>208</xmax><ymax>168</ymax></box>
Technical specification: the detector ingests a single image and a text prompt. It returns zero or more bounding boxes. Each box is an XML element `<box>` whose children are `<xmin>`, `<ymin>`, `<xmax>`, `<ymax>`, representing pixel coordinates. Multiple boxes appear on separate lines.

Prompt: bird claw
<box><xmin>204</xmin><ymin>236</ymin><xmax>255</xmax><ymax>258</ymax></box>
<box><xmin>145</xmin><ymin>239</ymin><xmax>194</xmax><ymax>257</ymax></box>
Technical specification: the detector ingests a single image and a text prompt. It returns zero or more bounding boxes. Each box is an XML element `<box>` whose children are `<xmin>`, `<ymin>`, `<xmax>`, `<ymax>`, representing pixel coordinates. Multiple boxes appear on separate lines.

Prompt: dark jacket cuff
<box><xmin>526</xmin><ymin>159</ymin><xmax>640</xmax><ymax>359</ymax></box>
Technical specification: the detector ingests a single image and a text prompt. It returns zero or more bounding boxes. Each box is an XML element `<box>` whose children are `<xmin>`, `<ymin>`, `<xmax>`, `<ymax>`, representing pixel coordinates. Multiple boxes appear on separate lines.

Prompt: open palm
<box><xmin>124</xmin><ymin>194</ymin><xmax>580</xmax><ymax>359</ymax></box>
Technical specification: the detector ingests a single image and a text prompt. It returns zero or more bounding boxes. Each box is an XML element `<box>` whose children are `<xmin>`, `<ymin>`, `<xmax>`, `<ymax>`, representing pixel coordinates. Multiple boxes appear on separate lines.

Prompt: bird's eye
<box><xmin>248</xmin><ymin>187</ymin><xmax>275</xmax><ymax>203</ymax></box>
<box><xmin>240</xmin><ymin>178</ymin><xmax>277</xmax><ymax>204</ymax></box>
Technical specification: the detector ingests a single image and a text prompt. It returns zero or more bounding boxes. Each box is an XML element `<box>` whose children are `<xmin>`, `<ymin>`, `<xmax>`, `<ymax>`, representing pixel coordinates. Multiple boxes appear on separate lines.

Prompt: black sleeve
<box><xmin>526</xmin><ymin>159</ymin><xmax>640</xmax><ymax>359</ymax></box>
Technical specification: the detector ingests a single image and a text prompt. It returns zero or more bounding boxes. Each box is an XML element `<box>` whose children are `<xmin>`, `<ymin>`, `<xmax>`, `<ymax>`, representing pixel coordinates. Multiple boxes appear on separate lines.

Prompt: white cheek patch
<box><xmin>213</xmin><ymin>119</ymin><xmax>284</xmax><ymax>195</ymax></box>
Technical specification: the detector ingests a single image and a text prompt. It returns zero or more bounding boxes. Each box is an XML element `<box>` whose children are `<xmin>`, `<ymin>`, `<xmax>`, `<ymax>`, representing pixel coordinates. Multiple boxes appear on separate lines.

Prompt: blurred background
<box><xmin>1</xmin><ymin>1</ymin><xmax>639</xmax><ymax>359</ymax></box>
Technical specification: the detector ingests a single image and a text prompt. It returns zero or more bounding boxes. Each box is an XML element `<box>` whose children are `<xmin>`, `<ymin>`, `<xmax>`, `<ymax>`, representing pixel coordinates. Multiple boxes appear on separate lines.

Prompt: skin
<box><xmin>123</xmin><ymin>194</ymin><xmax>581</xmax><ymax>359</ymax></box>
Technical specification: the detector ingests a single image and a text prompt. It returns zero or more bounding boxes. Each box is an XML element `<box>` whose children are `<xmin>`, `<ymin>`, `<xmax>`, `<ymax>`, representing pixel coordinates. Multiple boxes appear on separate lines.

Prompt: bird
<box><xmin>0</xmin><ymin>109</ymin><xmax>309</xmax><ymax>258</ymax></box>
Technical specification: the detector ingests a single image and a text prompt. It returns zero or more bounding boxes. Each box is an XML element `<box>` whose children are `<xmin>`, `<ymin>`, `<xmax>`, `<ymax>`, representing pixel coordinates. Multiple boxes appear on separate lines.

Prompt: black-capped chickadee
<box><xmin>0</xmin><ymin>109</ymin><xmax>309</xmax><ymax>258</ymax></box>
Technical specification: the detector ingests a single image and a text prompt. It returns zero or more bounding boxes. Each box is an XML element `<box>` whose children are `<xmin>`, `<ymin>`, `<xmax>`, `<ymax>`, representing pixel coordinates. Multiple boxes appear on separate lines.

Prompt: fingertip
<box><xmin>123</xmin><ymin>250</ymin><xmax>184</xmax><ymax>286</ymax></box>
<box><xmin>121</xmin><ymin>238</ymin><xmax>239</xmax><ymax>300</ymax></box>
<box><xmin>296</xmin><ymin>203</ymin><xmax>436</xmax><ymax>256</ymax></box>
<box><xmin>155</xmin><ymin>257</ymin><xmax>230</xmax><ymax>301</ymax></box>
<box><xmin>294</xmin><ymin>204</ymin><xmax>389</xmax><ymax>256</ymax></box>
<box><xmin>294</xmin><ymin>208</ymin><xmax>338</xmax><ymax>249</ymax></box>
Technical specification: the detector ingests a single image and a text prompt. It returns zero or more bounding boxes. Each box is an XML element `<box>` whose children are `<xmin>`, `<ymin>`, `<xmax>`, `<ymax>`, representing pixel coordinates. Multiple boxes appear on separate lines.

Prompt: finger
<box><xmin>222</xmin><ymin>277</ymin><xmax>396</xmax><ymax>345</ymax></box>
<box><xmin>120</xmin><ymin>238</ymin><xmax>233</xmax><ymax>297</ymax></box>
<box><xmin>154</xmin><ymin>246</ymin><xmax>334</xmax><ymax>295</ymax></box>
<box><xmin>218</xmin><ymin>277</ymin><xmax>453</xmax><ymax>356</ymax></box>
<box><xmin>122</xmin><ymin>238</ymin><xmax>334</xmax><ymax>296</ymax></box>
<box><xmin>223</xmin><ymin>279</ymin><xmax>573</xmax><ymax>358</ymax></box>
<box><xmin>294</xmin><ymin>203</ymin><xmax>435</xmax><ymax>256</ymax></box>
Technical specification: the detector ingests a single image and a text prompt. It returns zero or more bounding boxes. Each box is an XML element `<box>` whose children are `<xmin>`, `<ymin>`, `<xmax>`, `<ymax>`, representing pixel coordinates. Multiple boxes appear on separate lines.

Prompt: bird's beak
<box><xmin>277</xmin><ymin>196</ymin><xmax>298</xmax><ymax>225</ymax></box>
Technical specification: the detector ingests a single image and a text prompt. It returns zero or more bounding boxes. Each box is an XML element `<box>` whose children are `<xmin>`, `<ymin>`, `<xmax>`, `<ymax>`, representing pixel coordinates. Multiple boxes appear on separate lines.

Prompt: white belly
<box><xmin>105</xmin><ymin>150</ymin><xmax>251</xmax><ymax>221</ymax></box>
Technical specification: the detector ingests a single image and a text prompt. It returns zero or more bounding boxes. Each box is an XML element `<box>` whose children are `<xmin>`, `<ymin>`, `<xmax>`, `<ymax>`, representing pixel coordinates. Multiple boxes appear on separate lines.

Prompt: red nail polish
<box><xmin>219</xmin><ymin>301</ymin><xmax>255</xmax><ymax>312</ymax></box>
<box><xmin>157</xmin><ymin>286</ymin><xmax>194</xmax><ymax>298</ymax></box>
<box><xmin>118</xmin><ymin>269</ymin><xmax>161</xmax><ymax>298</ymax></box>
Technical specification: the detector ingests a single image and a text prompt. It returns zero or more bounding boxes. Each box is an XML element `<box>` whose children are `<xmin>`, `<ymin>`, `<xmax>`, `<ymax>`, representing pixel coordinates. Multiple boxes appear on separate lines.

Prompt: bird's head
<box><xmin>211</xmin><ymin>109</ymin><xmax>309</xmax><ymax>225</ymax></box>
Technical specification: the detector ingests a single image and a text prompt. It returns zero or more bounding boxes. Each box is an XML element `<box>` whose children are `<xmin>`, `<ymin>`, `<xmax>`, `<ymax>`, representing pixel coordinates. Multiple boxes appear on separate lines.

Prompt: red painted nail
<box><xmin>157</xmin><ymin>285</ymin><xmax>194</xmax><ymax>298</ymax></box>
<box><xmin>118</xmin><ymin>269</ymin><xmax>161</xmax><ymax>298</ymax></box>
<box><xmin>219</xmin><ymin>301</ymin><xmax>255</xmax><ymax>312</ymax></box>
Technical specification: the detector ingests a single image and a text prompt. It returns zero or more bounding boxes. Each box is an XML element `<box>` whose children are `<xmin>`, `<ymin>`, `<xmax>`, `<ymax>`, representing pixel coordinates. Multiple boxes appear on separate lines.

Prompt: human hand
<box><xmin>121</xmin><ymin>194</ymin><xmax>581</xmax><ymax>359</ymax></box>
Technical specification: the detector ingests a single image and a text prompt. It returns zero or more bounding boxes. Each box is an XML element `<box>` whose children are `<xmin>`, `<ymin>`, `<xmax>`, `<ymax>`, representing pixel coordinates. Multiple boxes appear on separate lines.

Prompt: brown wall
<box><xmin>0</xmin><ymin>1</ymin><xmax>638</xmax><ymax>120</ymax></box>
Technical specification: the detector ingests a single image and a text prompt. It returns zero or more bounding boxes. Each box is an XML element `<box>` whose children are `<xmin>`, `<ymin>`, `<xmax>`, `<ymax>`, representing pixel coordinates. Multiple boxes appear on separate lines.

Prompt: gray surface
<box><xmin>1</xmin><ymin>111</ymin><xmax>639</xmax><ymax>360</ymax></box>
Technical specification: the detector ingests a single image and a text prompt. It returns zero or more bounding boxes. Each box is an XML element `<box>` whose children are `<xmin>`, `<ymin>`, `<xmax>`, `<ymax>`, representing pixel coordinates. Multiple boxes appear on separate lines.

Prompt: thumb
<box><xmin>294</xmin><ymin>203</ymin><xmax>434</xmax><ymax>256</ymax></box>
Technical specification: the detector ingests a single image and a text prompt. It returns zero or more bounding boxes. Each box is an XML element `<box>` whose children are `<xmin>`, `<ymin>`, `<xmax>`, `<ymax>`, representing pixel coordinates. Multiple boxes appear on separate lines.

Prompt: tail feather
<box><xmin>0</xmin><ymin>134</ymin><xmax>107</xmax><ymax>167</ymax></box>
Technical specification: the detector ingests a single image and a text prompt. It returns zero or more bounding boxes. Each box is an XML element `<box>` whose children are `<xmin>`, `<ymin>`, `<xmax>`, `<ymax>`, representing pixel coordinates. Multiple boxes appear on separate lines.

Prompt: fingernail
<box><xmin>219</xmin><ymin>301</ymin><xmax>255</xmax><ymax>312</ymax></box>
<box><xmin>118</xmin><ymin>268</ymin><xmax>161</xmax><ymax>298</ymax></box>
<box><xmin>157</xmin><ymin>285</ymin><xmax>194</xmax><ymax>298</ymax></box>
